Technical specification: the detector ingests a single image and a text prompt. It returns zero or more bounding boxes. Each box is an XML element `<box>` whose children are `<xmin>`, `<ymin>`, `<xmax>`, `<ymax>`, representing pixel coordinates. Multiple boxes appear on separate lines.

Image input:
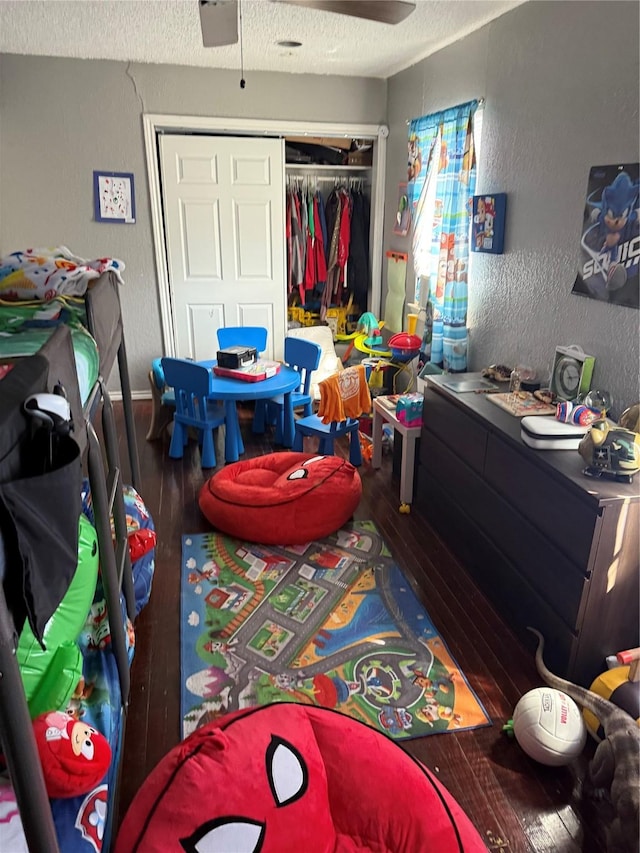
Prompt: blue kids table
<box><xmin>198</xmin><ymin>362</ymin><xmax>300</xmax><ymax>462</ymax></box>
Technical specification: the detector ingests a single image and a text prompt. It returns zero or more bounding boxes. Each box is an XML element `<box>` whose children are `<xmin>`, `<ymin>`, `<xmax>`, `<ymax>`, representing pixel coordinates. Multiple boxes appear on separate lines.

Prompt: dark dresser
<box><xmin>416</xmin><ymin>375</ymin><xmax>640</xmax><ymax>686</ymax></box>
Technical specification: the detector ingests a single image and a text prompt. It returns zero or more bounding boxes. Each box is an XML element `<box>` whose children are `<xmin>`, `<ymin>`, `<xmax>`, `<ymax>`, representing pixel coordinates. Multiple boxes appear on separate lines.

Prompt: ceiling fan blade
<box><xmin>199</xmin><ymin>0</ymin><xmax>238</xmax><ymax>47</ymax></box>
<box><xmin>273</xmin><ymin>0</ymin><xmax>416</xmax><ymax>25</ymax></box>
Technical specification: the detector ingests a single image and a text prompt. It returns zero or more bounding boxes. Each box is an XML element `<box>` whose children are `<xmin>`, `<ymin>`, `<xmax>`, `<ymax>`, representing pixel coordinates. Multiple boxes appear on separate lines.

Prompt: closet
<box><xmin>146</xmin><ymin>115</ymin><xmax>388</xmax><ymax>360</ymax></box>
<box><xmin>285</xmin><ymin>135</ymin><xmax>375</xmax><ymax>334</ymax></box>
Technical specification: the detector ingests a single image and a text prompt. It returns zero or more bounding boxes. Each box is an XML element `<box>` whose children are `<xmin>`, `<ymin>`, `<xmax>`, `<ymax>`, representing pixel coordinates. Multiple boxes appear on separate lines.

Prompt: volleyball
<box><xmin>512</xmin><ymin>687</ymin><xmax>587</xmax><ymax>766</ymax></box>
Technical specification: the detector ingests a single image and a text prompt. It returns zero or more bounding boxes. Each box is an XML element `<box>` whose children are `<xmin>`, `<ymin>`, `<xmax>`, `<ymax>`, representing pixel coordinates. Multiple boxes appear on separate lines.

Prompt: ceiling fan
<box><xmin>199</xmin><ymin>0</ymin><xmax>416</xmax><ymax>48</ymax></box>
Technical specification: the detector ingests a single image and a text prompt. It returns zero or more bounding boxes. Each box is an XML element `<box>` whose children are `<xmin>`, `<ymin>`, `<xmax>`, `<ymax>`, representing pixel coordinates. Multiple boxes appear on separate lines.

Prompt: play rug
<box><xmin>180</xmin><ymin>521</ymin><xmax>490</xmax><ymax>741</ymax></box>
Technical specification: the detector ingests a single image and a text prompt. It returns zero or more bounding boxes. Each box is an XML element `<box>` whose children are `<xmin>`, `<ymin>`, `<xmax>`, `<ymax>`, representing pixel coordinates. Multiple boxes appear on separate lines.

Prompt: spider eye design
<box><xmin>287</xmin><ymin>468</ymin><xmax>308</xmax><ymax>480</ymax></box>
<box><xmin>181</xmin><ymin>818</ymin><xmax>265</xmax><ymax>853</ymax></box>
<box><xmin>302</xmin><ymin>456</ymin><xmax>324</xmax><ymax>466</ymax></box>
<box><xmin>266</xmin><ymin>736</ymin><xmax>308</xmax><ymax>807</ymax></box>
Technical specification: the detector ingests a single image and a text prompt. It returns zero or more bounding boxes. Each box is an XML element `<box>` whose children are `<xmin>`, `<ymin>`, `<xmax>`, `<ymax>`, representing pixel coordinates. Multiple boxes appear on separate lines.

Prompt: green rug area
<box><xmin>181</xmin><ymin>521</ymin><xmax>490</xmax><ymax>740</ymax></box>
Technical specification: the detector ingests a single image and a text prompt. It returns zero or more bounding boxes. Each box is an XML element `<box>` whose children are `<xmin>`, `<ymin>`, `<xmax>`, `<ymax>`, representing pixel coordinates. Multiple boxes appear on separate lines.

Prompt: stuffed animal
<box><xmin>33</xmin><ymin>710</ymin><xmax>111</xmax><ymax>798</ymax></box>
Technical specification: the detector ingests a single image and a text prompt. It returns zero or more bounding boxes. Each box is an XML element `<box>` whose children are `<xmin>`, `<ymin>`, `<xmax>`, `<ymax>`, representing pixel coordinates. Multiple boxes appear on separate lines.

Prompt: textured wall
<box><xmin>0</xmin><ymin>55</ymin><xmax>386</xmax><ymax>392</ymax></box>
<box><xmin>385</xmin><ymin>1</ymin><xmax>640</xmax><ymax>413</ymax></box>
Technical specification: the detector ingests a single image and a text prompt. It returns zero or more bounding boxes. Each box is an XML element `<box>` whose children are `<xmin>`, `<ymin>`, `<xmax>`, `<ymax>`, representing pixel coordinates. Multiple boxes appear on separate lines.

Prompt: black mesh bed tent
<box><xmin>0</xmin><ymin>276</ymin><xmax>141</xmax><ymax>851</ymax></box>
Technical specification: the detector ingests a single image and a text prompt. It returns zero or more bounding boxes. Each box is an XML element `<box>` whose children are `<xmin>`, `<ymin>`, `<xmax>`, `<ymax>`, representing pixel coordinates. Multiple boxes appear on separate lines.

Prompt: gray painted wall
<box><xmin>0</xmin><ymin>55</ymin><xmax>387</xmax><ymax>391</ymax></box>
<box><xmin>384</xmin><ymin>0</ymin><xmax>640</xmax><ymax>413</ymax></box>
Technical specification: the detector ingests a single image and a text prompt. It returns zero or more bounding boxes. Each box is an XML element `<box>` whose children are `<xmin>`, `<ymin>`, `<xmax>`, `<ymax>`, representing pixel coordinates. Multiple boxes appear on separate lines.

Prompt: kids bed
<box><xmin>0</xmin><ymin>252</ymin><xmax>152</xmax><ymax>852</ymax></box>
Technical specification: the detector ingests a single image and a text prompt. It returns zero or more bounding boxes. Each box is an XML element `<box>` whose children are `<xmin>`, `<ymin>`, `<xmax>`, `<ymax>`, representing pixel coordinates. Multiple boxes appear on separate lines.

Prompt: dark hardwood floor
<box><xmin>114</xmin><ymin>400</ymin><xmax>608</xmax><ymax>852</ymax></box>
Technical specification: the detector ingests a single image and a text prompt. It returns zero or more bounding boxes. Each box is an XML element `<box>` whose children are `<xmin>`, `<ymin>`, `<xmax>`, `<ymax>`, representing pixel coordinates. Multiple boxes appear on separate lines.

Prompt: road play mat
<box><xmin>180</xmin><ymin>521</ymin><xmax>490</xmax><ymax>741</ymax></box>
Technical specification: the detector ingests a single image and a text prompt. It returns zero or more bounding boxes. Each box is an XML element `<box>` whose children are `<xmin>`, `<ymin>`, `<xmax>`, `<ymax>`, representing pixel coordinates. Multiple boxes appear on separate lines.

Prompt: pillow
<box><xmin>33</xmin><ymin>711</ymin><xmax>111</xmax><ymax>799</ymax></box>
<box><xmin>115</xmin><ymin>703</ymin><xmax>487</xmax><ymax>852</ymax></box>
<box><xmin>199</xmin><ymin>452</ymin><xmax>361</xmax><ymax>545</ymax></box>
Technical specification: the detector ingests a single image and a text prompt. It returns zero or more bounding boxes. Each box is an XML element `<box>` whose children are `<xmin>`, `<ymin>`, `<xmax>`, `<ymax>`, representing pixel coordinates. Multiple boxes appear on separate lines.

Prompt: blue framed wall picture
<box><xmin>471</xmin><ymin>193</ymin><xmax>506</xmax><ymax>254</ymax></box>
<box><xmin>94</xmin><ymin>171</ymin><xmax>136</xmax><ymax>224</ymax></box>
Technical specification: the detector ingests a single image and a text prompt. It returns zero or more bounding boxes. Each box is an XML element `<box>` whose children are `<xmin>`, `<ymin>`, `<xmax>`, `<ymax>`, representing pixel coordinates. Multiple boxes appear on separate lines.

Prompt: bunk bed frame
<box><xmin>0</xmin><ymin>272</ymin><xmax>141</xmax><ymax>853</ymax></box>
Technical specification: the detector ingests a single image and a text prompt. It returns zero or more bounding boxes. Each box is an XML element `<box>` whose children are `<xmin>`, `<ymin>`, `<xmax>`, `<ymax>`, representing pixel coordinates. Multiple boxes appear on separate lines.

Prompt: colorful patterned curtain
<box><xmin>408</xmin><ymin>100</ymin><xmax>477</xmax><ymax>371</ymax></box>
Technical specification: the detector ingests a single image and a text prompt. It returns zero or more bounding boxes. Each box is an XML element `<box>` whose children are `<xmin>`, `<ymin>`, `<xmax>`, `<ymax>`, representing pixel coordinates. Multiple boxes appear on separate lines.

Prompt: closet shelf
<box><xmin>285</xmin><ymin>163</ymin><xmax>370</xmax><ymax>172</ymax></box>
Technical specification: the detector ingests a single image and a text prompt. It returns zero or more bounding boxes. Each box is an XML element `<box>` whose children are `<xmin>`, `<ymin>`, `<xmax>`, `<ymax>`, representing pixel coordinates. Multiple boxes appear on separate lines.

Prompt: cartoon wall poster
<box><xmin>471</xmin><ymin>193</ymin><xmax>506</xmax><ymax>254</ymax></box>
<box><xmin>93</xmin><ymin>171</ymin><xmax>136</xmax><ymax>224</ymax></box>
<box><xmin>572</xmin><ymin>163</ymin><xmax>639</xmax><ymax>309</ymax></box>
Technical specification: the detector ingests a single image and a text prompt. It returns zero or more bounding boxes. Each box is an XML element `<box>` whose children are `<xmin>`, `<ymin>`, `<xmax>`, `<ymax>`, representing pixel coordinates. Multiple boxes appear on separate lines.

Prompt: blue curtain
<box><xmin>408</xmin><ymin>100</ymin><xmax>477</xmax><ymax>371</ymax></box>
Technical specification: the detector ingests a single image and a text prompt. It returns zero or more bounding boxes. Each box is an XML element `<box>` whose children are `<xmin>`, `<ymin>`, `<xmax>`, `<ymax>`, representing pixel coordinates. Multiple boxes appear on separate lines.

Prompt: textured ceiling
<box><xmin>0</xmin><ymin>0</ymin><xmax>525</xmax><ymax>78</ymax></box>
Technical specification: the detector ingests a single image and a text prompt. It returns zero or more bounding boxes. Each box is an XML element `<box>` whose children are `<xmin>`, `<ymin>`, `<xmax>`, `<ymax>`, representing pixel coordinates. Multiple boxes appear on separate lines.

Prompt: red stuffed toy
<box><xmin>33</xmin><ymin>711</ymin><xmax>111</xmax><ymax>798</ymax></box>
<box><xmin>116</xmin><ymin>703</ymin><xmax>487</xmax><ymax>852</ymax></box>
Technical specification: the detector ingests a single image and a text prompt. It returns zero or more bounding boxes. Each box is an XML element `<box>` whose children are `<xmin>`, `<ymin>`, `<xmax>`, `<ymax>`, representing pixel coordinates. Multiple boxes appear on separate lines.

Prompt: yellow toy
<box><xmin>583</xmin><ymin>648</ymin><xmax>640</xmax><ymax>739</ymax></box>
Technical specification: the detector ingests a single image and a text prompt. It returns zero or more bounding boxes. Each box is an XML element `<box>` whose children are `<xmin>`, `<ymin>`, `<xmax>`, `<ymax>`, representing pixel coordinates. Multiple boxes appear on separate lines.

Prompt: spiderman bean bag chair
<box><xmin>116</xmin><ymin>703</ymin><xmax>486</xmax><ymax>852</ymax></box>
<box><xmin>199</xmin><ymin>453</ymin><xmax>362</xmax><ymax>545</ymax></box>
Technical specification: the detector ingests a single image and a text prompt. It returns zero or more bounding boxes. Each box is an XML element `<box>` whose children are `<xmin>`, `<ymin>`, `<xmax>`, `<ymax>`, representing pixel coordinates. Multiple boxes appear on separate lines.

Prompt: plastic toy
<box><xmin>387</xmin><ymin>332</ymin><xmax>422</xmax><ymax>362</ymax></box>
<box><xmin>619</xmin><ymin>403</ymin><xmax>640</xmax><ymax>433</ymax></box>
<box><xmin>578</xmin><ymin>419</ymin><xmax>640</xmax><ymax>483</ymax></box>
<box><xmin>503</xmin><ymin>687</ymin><xmax>587</xmax><ymax>766</ymax></box>
<box><xmin>33</xmin><ymin>710</ymin><xmax>111</xmax><ymax>798</ymax></box>
<box><xmin>17</xmin><ymin>514</ymin><xmax>99</xmax><ymax>719</ymax></box>
<box><xmin>583</xmin><ymin>648</ymin><xmax>640</xmax><ymax>740</ymax></box>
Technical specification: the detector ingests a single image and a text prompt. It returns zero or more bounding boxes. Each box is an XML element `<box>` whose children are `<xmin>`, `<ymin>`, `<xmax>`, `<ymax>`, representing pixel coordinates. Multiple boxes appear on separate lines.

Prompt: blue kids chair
<box><xmin>160</xmin><ymin>358</ymin><xmax>225</xmax><ymax>468</ymax></box>
<box><xmin>254</xmin><ymin>336</ymin><xmax>321</xmax><ymax>442</ymax></box>
<box><xmin>216</xmin><ymin>326</ymin><xmax>268</xmax><ymax>355</ymax></box>
<box><xmin>292</xmin><ymin>365</ymin><xmax>371</xmax><ymax>466</ymax></box>
<box><xmin>146</xmin><ymin>357</ymin><xmax>176</xmax><ymax>441</ymax></box>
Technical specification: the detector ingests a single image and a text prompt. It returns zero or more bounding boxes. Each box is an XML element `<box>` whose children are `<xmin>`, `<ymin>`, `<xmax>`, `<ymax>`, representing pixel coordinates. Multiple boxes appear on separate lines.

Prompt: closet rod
<box><xmin>287</xmin><ymin>176</ymin><xmax>370</xmax><ymax>183</ymax></box>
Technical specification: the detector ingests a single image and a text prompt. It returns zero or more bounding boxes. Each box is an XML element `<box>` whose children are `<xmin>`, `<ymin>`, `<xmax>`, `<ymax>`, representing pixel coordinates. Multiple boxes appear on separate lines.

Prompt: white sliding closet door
<box><xmin>159</xmin><ymin>134</ymin><xmax>286</xmax><ymax>361</ymax></box>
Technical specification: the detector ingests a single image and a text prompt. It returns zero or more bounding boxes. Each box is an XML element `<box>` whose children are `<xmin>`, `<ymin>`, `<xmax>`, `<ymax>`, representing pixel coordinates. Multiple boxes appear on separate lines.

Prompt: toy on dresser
<box><xmin>578</xmin><ymin>418</ymin><xmax>640</xmax><ymax>483</ymax></box>
<box><xmin>395</xmin><ymin>393</ymin><xmax>423</xmax><ymax>428</ymax></box>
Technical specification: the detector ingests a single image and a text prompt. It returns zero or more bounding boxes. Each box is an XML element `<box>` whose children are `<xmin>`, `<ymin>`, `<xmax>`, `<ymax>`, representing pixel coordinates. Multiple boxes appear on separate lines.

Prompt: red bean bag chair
<box><xmin>198</xmin><ymin>453</ymin><xmax>362</xmax><ymax>545</ymax></box>
<box><xmin>115</xmin><ymin>703</ymin><xmax>487</xmax><ymax>853</ymax></box>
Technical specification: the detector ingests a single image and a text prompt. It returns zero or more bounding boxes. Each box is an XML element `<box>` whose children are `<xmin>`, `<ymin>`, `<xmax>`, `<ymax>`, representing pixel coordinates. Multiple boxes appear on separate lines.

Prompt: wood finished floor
<box><xmin>114</xmin><ymin>400</ymin><xmax>608</xmax><ymax>852</ymax></box>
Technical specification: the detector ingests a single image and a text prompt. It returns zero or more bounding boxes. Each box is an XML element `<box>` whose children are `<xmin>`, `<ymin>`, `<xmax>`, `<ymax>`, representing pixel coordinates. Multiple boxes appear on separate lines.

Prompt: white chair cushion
<box><xmin>287</xmin><ymin>325</ymin><xmax>344</xmax><ymax>401</ymax></box>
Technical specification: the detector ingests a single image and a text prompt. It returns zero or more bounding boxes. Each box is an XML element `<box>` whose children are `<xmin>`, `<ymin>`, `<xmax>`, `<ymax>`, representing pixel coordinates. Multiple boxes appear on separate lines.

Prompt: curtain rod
<box><xmin>406</xmin><ymin>97</ymin><xmax>485</xmax><ymax>125</ymax></box>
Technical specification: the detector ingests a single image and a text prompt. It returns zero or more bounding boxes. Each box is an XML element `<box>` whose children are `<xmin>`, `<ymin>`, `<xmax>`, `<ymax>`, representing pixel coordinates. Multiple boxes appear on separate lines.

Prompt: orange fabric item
<box><xmin>318</xmin><ymin>364</ymin><xmax>371</xmax><ymax>425</ymax></box>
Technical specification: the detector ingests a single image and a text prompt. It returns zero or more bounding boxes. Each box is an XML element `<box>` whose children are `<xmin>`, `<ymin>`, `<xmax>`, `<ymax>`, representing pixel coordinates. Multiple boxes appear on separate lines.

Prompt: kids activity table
<box><xmin>198</xmin><ymin>361</ymin><xmax>300</xmax><ymax>462</ymax></box>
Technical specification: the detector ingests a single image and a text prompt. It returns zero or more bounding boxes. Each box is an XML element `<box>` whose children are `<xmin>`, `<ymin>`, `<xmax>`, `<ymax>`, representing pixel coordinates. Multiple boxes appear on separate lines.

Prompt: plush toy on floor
<box><xmin>115</xmin><ymin>703</ymin><xmax>487</xmax><ymax>852</ymax></box>
<box><xmin>33</xmin><ymin>710</ymin><xmax>111</xmax><ymax>798</ymax></box>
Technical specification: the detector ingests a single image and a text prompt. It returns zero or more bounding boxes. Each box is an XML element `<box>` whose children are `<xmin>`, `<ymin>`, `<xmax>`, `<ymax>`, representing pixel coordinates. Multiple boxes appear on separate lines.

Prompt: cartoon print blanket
<box><xmin>0</xmin><ymin>247</ymin><xmax>124</xmax><ymax>302</ymax></box>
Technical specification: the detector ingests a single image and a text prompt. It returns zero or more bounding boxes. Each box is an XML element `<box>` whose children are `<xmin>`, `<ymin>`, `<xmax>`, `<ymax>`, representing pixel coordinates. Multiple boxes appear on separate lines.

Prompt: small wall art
<box><xmin>471</xmin><ymin>193</ymin><xmax>506</xmax><ymax>254</ymax></box>
<box><xmin>94</xmin><ymin>171</ymin><xmax>136</xmax><ymax>224</ymax></box>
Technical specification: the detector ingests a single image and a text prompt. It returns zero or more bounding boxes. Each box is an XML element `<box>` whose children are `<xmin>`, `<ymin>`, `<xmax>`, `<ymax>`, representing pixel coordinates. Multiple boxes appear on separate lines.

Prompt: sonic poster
<box><xmin>572</xmin><ymin>163</ymin><xmax>639</xmax><ymax>309</ymax></box>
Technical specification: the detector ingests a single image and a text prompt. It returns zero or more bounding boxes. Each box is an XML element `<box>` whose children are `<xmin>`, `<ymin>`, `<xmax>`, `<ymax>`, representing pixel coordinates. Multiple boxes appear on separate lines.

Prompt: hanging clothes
<box><xmin>313</xmin><ymin>192</ymin><xmax>327</xmax><ymax>291</ymax></box>
<box><xmin>336</xmin><ymin>188</ymin><xmax>352</xmax><ymax>287</ymax></box>
<box><xmin>347</xmin><ymin>189</ymin><xmax>370</xmax><ymax>311</ymax></box>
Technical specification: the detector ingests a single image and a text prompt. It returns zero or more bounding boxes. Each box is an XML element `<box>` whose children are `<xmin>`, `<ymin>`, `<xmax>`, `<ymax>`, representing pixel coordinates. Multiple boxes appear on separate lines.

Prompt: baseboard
<box><xmin>110</xmin><ymin>390</ymin><xmax>152</xmax><ymax>402</ymax></box>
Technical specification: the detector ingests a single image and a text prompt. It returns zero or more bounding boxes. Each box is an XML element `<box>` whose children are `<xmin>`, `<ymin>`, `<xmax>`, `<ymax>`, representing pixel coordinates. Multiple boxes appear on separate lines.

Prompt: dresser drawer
<box><xmin>423</xmin><ymin>387</ymin><xmax>487</xmax><ymax>474</ymax></box>
<box><xmin>416</xmin><ymin>467</ymin><xmax>577</xmax><ymax>679</ymax></box>
<box><xmin>484</xmin><ymin>434</ymin><xmax>597</xmax><ymax>571</ymax></box>
<box><xmin>420</xmin><ymin>429</ymin><xmax>587</xmax><ymax>629</ymax></box>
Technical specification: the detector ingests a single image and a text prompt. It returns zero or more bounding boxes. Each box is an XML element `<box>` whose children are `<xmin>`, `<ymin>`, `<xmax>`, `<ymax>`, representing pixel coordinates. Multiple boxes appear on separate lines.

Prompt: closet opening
<box><xmin>284</xmin><ymin>135</ymin><xmax>376</xmax><ymax>339</ymax></box>
<box><xmin>143</xmin><ymin>114</ymin><xmax>387</xmax><ymax>358</ymax></box>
